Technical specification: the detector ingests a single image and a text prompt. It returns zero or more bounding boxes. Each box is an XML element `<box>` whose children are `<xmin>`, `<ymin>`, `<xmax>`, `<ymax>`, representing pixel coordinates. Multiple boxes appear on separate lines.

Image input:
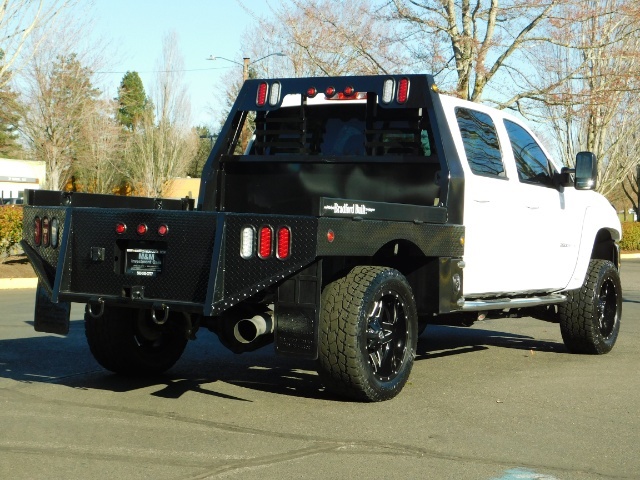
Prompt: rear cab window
<box><xmin>455</xmin><ymin>107</ymin><xmax>505</xmax><ymax>178</ymax></box>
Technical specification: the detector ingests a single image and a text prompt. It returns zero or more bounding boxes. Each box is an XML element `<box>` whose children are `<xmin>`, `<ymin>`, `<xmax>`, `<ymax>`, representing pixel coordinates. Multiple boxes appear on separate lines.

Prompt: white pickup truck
<box><xmin>22</xmin><ymin>74</ymin><xmax>622</xmax><ymax>401</ymax></box>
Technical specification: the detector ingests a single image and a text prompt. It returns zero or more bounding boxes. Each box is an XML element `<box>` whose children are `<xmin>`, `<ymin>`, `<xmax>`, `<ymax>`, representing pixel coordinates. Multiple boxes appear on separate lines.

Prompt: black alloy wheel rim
<box><xmin>365</xmin><ymin>290</ymin><xmax>408</xmax><ymax>381</ymax></box>
<box><xmin>597</xmin><ymin>277</ymin><xmax>618</xmax><ymax>338</ymax></box>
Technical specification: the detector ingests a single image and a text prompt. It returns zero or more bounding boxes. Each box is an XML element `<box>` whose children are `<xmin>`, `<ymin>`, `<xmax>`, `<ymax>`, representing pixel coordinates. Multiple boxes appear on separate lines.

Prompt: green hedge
<box><xmin>0</xmin><ymin>205</ymin><xmax>23</xmax><ymax>258</ymax></box>
<box><xmin>620</xmin><ymin>222</ymin><xmax>640</xmax><ymax>251</ymax></box>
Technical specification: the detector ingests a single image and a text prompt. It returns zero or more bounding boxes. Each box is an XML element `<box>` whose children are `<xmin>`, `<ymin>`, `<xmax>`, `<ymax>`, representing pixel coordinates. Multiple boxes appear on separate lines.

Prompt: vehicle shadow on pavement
<box><xmin>2</xmin><ymin>319</ymin><xmax>331</xmax><ymax>402</ymax></box>
<box><xmin>2</xmin><ymin>319</ymin><xmax>565</xmax><ymax>403</ymax></box>
<box><xmin>416</xmin><ymin>324</ymin><xmax>567</xmax><ymax>360</ymax></box>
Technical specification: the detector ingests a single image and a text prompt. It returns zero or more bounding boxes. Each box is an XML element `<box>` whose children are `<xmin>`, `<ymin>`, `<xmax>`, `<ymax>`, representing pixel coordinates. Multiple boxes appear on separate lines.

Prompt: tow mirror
<box><xmin>574</xmin><ymin>151</ymin><xmax>597</xmax><ymax>190</ymax></box>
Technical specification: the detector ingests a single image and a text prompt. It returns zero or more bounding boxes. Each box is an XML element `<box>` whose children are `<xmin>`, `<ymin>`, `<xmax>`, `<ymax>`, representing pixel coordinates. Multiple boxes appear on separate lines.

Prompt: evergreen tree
<box><xmin>116</xmin><ymin>71</ymin><xmax>147</xmax><ymax>131</ymax></box>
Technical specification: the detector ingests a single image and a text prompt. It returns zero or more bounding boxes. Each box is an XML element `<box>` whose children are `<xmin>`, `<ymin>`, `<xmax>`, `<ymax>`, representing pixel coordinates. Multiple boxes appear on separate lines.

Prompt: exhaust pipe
<box><xmin>233</xmin><ymin>312</ymin><xmax>274</xmax><ymax>344</ymax></box>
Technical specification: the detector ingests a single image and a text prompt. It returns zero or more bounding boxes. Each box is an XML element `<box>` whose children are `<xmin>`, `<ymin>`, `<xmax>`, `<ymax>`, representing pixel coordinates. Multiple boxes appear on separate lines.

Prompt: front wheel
<box><xmin>559</xmin><ymin>259</ymin><xmax>622</xmax><ymax>354</ymax></box>
<box><xmin>85</xmin><ymin>306</ymin><xmax>189</xmax><ymax>375</ymax></box>
<box><xmin>318</xmin><ymin>266</ymin><xmax>418</xmax><ymax>401</ymax></box>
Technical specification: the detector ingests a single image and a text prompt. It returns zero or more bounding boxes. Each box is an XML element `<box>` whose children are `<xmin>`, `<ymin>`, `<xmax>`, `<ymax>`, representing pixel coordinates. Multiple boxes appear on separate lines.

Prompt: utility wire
<box><xmin>95</xmin><ymin>66</ymin><xmax>237</xmax><ymax>74</ymax></box>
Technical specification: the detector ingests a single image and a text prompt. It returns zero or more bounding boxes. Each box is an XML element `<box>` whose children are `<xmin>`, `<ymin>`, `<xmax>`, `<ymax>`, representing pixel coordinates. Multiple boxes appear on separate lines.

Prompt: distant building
<box><xmin>163</xmin><ymin>177</ymin><xmax>201</xmax><ymax>200</ymax></box>
<box><xmin>0</xmin><ymin>158</ymin><xmax>46</xmax><ymax>203</ymax></box>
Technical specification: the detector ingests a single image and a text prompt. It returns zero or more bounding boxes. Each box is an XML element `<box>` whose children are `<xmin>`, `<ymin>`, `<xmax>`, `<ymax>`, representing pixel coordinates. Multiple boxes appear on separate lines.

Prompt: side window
<box><xmin>504</xmin><ymin>120</ymin><xmax>554</xmax><ymax>187</ymax></box>
<box><xmin>455</xmin><ymin>107</ymin><xmax>505</xmax><ymax>177</ymax></box>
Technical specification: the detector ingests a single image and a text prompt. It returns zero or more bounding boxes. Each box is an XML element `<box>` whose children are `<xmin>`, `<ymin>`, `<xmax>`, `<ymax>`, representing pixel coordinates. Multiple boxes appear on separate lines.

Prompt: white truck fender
<box><xmin>565</xmin><ymin>202</ymin><xmax>621</xmax><ymax>291</ymax></box>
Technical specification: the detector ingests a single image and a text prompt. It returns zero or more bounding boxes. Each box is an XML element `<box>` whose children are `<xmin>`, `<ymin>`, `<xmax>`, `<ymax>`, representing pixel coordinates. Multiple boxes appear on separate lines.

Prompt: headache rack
<box><xmin>251</xmin><ymin>96</ymin><xmax>433</xmax><ymax>158</ymax></box>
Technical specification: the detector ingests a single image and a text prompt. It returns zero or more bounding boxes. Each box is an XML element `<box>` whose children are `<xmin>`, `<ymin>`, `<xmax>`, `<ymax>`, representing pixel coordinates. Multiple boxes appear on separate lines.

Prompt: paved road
<box><xmin>1</xmin><ymin>261</ymin><xmax>639</xmax><ymax>479</ymax></box>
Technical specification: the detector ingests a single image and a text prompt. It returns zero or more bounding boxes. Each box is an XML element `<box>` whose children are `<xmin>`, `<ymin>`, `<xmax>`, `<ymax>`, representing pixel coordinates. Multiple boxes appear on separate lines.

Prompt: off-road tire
<box><xmin>85</xmin><ymin>305</ymin><xmax>188</xmax><ymax>375</ymax></box>
<box><xmin>318</xmin><ymin>266</ymin><xmax>418</xmax><ymax>402</ymax></box>
<box><xmin>558</xmin><ymin>259</ymin><xmax>621</xmax><ymax>354</ymax></box>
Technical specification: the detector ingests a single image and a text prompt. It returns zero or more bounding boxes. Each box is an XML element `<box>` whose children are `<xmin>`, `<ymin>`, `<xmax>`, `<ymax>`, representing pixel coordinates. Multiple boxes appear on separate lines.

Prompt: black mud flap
<box><xmin>34</xmin><ymin>281</ymin><xmax>71</xmax><ymax>336</ymax></box>
<box><xmin>274</xmin><ymin>263</ymin><xmax>321</xmax><ymax>359</ymax></box>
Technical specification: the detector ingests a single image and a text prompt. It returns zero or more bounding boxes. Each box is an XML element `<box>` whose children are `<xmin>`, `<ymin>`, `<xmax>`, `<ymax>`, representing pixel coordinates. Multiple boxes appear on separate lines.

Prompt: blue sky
<box><xmin>91</xmin><ymin>0</ymin><xmax>270</xmax><ymax>126</ymax></box>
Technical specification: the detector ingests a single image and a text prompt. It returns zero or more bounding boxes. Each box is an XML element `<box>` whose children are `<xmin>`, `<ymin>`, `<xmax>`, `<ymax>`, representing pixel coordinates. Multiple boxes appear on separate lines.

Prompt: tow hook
<box><xmin>151</xmin><ymin>303</ymin><xmax>170</xmax><ymax>325</ymax></box>
<box><xmin>87</xmin><ymin>297</ymin><xmax>105</xmax><ymax>318</ymax></box>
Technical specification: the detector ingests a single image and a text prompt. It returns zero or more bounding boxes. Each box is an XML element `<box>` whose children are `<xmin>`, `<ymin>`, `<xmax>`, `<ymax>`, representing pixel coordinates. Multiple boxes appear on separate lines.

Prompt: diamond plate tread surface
<box><xmin>210</xmin><ymin>214</ymin><xmax>318</xmax><ymax>313</ymax></box>
<box><xmin>22</xmin><ymin>206</ymin><xmax>68</xmax><ymax>284</ymax></box>
<box><xmin>67</xmin><ymin>209</ymin><xmax>217</xmax><ymax>303</ymax></box>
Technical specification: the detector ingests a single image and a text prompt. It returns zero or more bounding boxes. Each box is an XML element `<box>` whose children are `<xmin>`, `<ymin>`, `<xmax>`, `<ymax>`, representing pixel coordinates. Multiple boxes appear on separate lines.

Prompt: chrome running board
<box><xmin>458</xmin><ymin>293</ymin><xmax>567</xmax><ymax>312</ymax></box>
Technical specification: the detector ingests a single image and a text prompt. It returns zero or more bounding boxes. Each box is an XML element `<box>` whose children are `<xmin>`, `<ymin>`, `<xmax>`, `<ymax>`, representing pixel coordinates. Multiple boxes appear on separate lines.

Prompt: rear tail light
<box><xmin>241</xmin><ymin>224</ymin><xmax>293</xmax><ymax>260</ymax></box>
<box><xmin>42</xmin><ymin>217</ymin><xmax>50</xmax><ymax>247</ymax></box>
<box><xmin>269</xmin><ymin>82</ymin><xmax>281</xmax><ymax>106</ymax></box>
<box><xmin>157</xmin><ymin>224</ymin><xmax>169</xmax><ymax>236</ymax></box>
<box><xmin>397</xmin><ymin>78</ymin><xmax>410</xmax><ymax>104</ymax></box>
<box><xmin>115</xmin><ymin>222</ymin><xmax>127</xmax><ymax>234</ymax></box>
<box><xmin>382</xmin><ymin>78</ymin><xmax>395</xmax><ymax>103</ymax></box>
<box><xmin>240</xmin><ymin>226</ymin><xmax>255</xmax><ymax>259</ymax></box>
<box><xmin>50</xmin><ymin>218</ymin><xmax>59</xmax><ymax>248</ymax></box>
<box><xmin>325</xmin><ymin>86</ymin><xmax>336</xmax><ymax>97</ymax></box>
<box><xmin>256</xmin><ymin>82</ymin><xmax>268</xmax><ymax>106</ymax></box>
<box><xmin>258</xmin><ymin>226</ymin><xmax>273</xmax><ymax>259</ymax></box>
<box><xmin>307</xmin><ymin>87</ymin><xmax>317</xmax><ymax>98</ymax></box>
<box><xmin>34</xmin><ymin>217</ymin><xmax>42</xmax><ymax>246</ymax></box>
<box><xmin>276</xmin><ymin>227</ymin><xmax>291</xmax><ymax>260</ymax></box>
<box><xmin>136</xmin><ymin>223</ymin><xmax>148</xmax><ymax>235</ymax></box>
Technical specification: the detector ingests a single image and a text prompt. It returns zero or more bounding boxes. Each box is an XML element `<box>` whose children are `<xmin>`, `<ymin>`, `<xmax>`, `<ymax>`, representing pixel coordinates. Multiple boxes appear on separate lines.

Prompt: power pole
<box><xmin>243</xmin><ymin>57</ymin><xmax>250</xmax><ymax>82</ymax></box>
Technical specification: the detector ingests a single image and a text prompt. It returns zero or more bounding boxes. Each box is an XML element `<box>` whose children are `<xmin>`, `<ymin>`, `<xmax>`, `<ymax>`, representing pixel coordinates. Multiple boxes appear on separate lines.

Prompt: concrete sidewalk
<box><xmin>3</xmin><ymin>253</ymin><xmax>640</xmax><ymax>290</ymax></box>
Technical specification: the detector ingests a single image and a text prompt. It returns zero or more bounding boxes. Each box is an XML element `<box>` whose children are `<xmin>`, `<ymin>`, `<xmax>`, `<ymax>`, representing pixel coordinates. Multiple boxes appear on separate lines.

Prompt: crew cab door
<box><xmin>501</xmin><ymin>119</ymin><xmax>584</xmax><ymax>291</ymax></box>
<box><xmin>451</xmin><ymin>103</ymin><xmax>583</xmax><ymax>296</ymax></box>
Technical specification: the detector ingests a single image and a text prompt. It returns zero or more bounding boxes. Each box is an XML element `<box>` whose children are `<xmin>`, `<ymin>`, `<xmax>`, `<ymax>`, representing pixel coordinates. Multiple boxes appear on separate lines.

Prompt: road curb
<box><xmin>0</xmin><ymin>277</ymin><xmax>38</xmax><ymax>290</ymax></box>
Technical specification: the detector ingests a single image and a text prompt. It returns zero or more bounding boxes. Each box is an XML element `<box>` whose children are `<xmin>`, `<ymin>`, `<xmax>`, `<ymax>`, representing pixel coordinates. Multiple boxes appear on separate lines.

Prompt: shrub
<box><xmin>620</xmin><ymin>222</ymin><xmax>640</xmax><ymax>252</ymax></box>
<box><xmin>0</xmin><ymin>205</ymin><xmax>23</xmax><ymax>259</ymax></box>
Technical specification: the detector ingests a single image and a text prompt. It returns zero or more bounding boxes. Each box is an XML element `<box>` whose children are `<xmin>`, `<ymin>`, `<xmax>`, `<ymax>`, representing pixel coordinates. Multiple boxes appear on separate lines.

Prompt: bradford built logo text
<box><xmin>324</xmin><ymin>202</ymin><xmax>375</xmax><ymax>215</ymax></box>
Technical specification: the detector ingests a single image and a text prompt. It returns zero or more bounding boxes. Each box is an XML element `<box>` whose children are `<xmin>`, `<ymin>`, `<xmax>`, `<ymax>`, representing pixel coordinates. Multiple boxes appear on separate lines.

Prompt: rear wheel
<box><xmin>559</xmin><ymin>259</ymin><xmax>621</xmax><ymax>354</ymax></box>
<box><xmin>318</xmin><ymin>266</ymin><xmax>418</xmax><ymax>401</ymax></box>
<box><xmin>85</xmin><ymin>305</ymin><xmax>189</xmax><ymax>375</ymax></box>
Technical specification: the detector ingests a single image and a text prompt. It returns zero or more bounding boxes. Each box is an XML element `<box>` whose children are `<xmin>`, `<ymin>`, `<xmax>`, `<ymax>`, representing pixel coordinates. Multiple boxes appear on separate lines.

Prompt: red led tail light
<box><xmin>276</xmin><ymin>227</ymin><xmax>291</xmax><ymax>260</ymax></box>
<box><xmin>34</xmin><ymin>217</ymin><xmax>42</xmax><ymax>246</ymax></box>
<box><xmin>397</xmin><ymin>78</ymin><xmax>410</xmax><ymax>104</ymax></box>
<box><xmin>258</xmin><ymin>226</ymin><xmax>273</xmax><ymax>259</ymax></box>
<box><xmin>256</xmin><ymin>82</ymin><xmax>268</xmax><ymax>106</ymax></box>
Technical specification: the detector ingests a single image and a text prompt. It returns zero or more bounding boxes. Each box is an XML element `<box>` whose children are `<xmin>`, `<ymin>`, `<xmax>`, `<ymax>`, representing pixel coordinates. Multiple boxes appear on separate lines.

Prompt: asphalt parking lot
<box><xmin>1</xmin><ymin>260</ymin><xmax>639</xmax><ymax>480</ymax></box>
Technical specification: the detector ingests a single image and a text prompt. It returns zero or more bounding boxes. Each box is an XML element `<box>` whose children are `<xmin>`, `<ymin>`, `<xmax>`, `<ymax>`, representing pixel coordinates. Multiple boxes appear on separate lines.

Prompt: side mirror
<box><xmin>574</xmin><ymin>151</ymin><xmax>597</xmax><ymax>190</ymax></box>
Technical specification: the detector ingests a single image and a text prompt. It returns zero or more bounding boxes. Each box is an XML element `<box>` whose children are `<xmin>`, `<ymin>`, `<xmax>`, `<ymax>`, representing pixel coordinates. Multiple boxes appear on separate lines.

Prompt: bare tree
<box><xmin>154</xmin><ymin>30</ymin><xmax>191</xmax><ymax>128</ymax></box>
<box><xmin>123</xmin><ymin>32</ymin><xmax>197</xmax><ymax>197</ymax></box>
<box><xmin>21</xmin><ymin>52</ymin><xmax>99</xmax><ymax>189</ymax></box>
<box><xmin>238</xmin><ymin>0</ymin><xmax>410</xmax><ymax>78</ymax></box>
<box><xmin>622</xmin><ymin>170</ymin><xmax>639</xmax><ymax>220</ymax></box>
<box><xmin>539</xmin><ymin>0</ymin><xmax>640</xmax><ymax>196</ymax></box>
<box><xmin>124</xmin><ymin>108</ymin><xmax>198</xmax><ymax>197</ymax></box>
<box><xmin>0</xmin><ymin>0</ymin><xmax>75</xmax><ymax>88</ymax></box>
<box><xmin>386</xmin><ymin>0</ymin><xmax>579</xmax><ymax>105</ymax></box>
<box><xmin>75</xmin><ymin>98</ymin><xmax>124</xmax><ymax>194</ymax></box>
